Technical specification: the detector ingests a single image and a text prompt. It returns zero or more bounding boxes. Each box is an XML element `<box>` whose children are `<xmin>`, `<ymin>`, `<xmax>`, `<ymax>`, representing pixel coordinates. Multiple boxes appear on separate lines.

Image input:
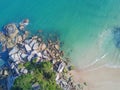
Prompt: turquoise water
<box><xmin>1</xmin><ymin>0</ymin><xmax>120</xmax><ymax>68</ymax></box>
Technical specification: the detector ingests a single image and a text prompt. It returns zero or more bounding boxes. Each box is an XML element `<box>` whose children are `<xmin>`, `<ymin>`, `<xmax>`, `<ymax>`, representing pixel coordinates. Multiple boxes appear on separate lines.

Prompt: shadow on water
<box><xmin>0</xmin><ymin>49</ymin><xmax>9</xmax><ymax>66</ymax></box>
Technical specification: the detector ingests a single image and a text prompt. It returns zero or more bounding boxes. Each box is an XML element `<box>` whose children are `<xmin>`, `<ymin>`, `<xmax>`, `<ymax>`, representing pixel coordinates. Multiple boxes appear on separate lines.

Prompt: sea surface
<box><xmin>0</xmin><ymin>0</ymin><xmax>120</xmax><ymax>68</ymax></box>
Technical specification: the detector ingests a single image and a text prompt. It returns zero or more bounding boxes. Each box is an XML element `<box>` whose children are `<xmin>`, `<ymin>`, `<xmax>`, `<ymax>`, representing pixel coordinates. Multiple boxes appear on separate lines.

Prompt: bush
<box><xmin>12</xmin><ymin>61</ymin><xmax>62</xmax><ymax>90</ymax></box>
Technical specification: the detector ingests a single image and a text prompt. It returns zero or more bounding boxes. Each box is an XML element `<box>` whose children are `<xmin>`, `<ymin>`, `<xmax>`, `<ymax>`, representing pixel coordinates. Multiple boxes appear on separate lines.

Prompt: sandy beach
<box><xmin>70</xmin><ymin>66</ymin><xmax>120</xmax><ymax>90</ymax></box>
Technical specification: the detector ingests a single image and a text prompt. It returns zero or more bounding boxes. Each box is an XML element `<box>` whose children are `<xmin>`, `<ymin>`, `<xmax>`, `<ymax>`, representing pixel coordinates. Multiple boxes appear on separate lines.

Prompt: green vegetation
<box><xmin>11</xmin><ymin>61</ymin><xmax>62</xmax><ymax>90</ymax></box>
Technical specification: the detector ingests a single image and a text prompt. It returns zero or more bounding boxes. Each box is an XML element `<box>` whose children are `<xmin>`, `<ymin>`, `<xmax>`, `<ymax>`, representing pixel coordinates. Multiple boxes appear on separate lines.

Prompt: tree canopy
<box><xmin>11</xmin><ymin>61</ymin><xmax>61</xmax><ymax>90</ymax></box>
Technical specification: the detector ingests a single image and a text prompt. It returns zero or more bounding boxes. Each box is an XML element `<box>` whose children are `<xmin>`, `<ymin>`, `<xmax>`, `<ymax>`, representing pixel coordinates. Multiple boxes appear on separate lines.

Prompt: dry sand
<box><xmin>70</xmin><ymin>67</ymin><xmax>120</xmax><ymax>90</ymax></box>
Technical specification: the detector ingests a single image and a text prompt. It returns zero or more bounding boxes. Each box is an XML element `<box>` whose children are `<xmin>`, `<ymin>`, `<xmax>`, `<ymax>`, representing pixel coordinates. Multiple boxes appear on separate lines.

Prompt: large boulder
<box><xmin>4</xmin><ymin>24</ymin><xmax>19</xmax><ymax>38</ymax></box>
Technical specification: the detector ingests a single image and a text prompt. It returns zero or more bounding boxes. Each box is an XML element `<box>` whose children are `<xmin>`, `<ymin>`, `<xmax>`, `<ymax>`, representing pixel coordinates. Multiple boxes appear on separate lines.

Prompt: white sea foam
<box><xmin>70</xmin><ymin>28</ymin><xmax>120</xmax><ymax>70</ymax></box>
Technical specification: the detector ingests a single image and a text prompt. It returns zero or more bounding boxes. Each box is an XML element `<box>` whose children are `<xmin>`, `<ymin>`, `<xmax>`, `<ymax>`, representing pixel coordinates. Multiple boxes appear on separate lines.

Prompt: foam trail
<box><xmin>76</xmin><ymin>27</ymin><xmax>120</xmax><ymax>70</ymax></box>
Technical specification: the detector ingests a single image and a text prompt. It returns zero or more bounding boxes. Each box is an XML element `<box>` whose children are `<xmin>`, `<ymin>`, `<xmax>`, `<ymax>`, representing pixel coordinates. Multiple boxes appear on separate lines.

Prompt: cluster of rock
<box><xmin>0</xmin><ymin>19</ymin><xmax>81</xmax><ymax>90</ymax></box>
<box><xmin>0</xmin><ymin>19</ymin><xmax>29</xmax><ymax>49</ymax></box>
<box><xmin>8</xmin><ymin>35</ymin><xmax>64</xmax><ymax>75</ymax></box>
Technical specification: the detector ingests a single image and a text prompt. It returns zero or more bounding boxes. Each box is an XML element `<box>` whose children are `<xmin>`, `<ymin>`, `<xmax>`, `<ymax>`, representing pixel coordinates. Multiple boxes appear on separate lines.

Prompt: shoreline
<box><xmin>0</xmin><ymin>19</ymin><xmax>120</xmax><ymax>90</ymax></box>
<box><xmin>70</xmin><ymin>66</ymin><xmax>120</xmax><ymax>90</ymax></box>
<box><xmin>0</xmin><ymin>19</ymin><xmax>81</xmax><ymax>90</ymax></box>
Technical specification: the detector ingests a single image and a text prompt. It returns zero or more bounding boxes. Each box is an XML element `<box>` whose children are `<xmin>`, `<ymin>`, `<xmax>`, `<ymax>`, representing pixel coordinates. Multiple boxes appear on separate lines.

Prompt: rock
<box><xmin>14</xmin><ymin>67</ymin><xmax>19</xmax><ymax>75</ymax></box>
<box><xmin>55</xmin><ymin>44</ymin><xmax>59</xmax><ymax>50</ymax></box>
<box><xmin>16</xmin><ymin>35</ymin><xmax>23</xmax><ymax>43</ymax></box>
<box><xmin>32</xmin><ymin>82</ymin><xmax>40</xmax><ymax>90</ymax></box>
<box><xmin>9</xmin><ymin>46</ymin><xmax>19</xmax><ymax>55</ymax></box>
<box><xmin>23</xmin><ymin>19</ymin><xmax>29</xmax><ymax>26</ymax></box>
<box><xmin>10</xmin><ymin>63</ymin><xmax>15</xmax><ymax>69</ymax></box>
<box><xmin>56</xmin><ymin>73</ymin><xmax>60</xmax><ymax>81</ymax></box>
<box><xmin>3</xmin><ymin>70</ymin><xmax>8</xmax><ymax>76</ymax></box>
<box><xmin>6</xmin><ymin>41</ymin><xmax>15</xmax><ymax>48</ymax></box>
<box><xmin>4</xmin><ymin>24</ymin><xmax>19</xmax><ymax>38</ymax></box>
<box><xmin>33</xmin><ymin>43</ymin><xmax>39</xmax><ymax>50</ymax></box>
<box><xmin>25</xmin><ymin>44</ymin><xmax>31</xmax><ymax>52</ymax></box>
<box><xmin>31</xmin><ymin>50</ymin><xmax>37</xmax><ymax>56</ymax></box>
<box><xmin>55</xmin><ymin>53</ymin><xmax>59</xmax><ymax>57</ymax></box>
<box><xmin>15</xmin><ymin>60</ymin><xmax>21</xmax><ymax>64</ymax></box>
<box><xmin>57</xmin><ymin>62</ymin><xmax>65</xmax><ymax>73</ymax></box>
<box><xmin>23</xmin><ymin>69</ymin><xmax>28</xmax><ymax>74</ymax></box>
<box><xmin>10</xmin><ymin>53</ymin><xmax>20</xmax><ymax>62</ymax></box>
<box><xmin>37</xmin><ymin>52</ymin><xmax>42</xmax><ymax>58</ymax></box>
<box><xmin>27</xmin><ymin>54</ymin><xmax>33</xmax><ymax>61</ymax></box>
<box><xmin>19</xmin><ymin>25</ymin><xmax>24</xmax><ymax>30</ymax></box>
<box><xmin>24</xmin><ymin>39</ymin><xmax>32</xmax><ymax>44</ymax></box>
<box><xmin>35</xmin><ymin>57</ymin><xmax>40</xmax><ymax>62</ymax></box>
<box><xmin>32</xmin><ymin>36</ymin><xmax>38</xmax><ymax>39</ymax></box>
<box><xmin>42</xmin><ymin>55</ymin><xmax>49</xmax><ymax>60</ymax></box>
<box><xmin>43</xmin><ymin>50</ymin><xmax>48</xmax><ymax>56</ymax></box>
<box><xmin>30</xmin><ymin>40</ymin><xmax>37</xmax><ymax>48</ymax></box>
<box><xmin>38</xmin><ymin>38</ymin><xmax>42</xmax><ymax>42</ymax></box>
<box><xmin>21</xmin><ymin>53</ymin><xmax>27</xmax><ymax>59</ymax></box>
<box><xmin>39</xmin><ymin>43</ymin><xmax>46</xmax><ymax>51</ymax></box>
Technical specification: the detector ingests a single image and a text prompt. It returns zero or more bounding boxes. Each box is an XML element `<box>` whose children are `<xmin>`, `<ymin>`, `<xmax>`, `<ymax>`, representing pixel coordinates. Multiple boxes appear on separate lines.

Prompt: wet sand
<box><xmin>70</xmin><ymin>67</ymin><xmax>120</xmax><ymax>90</ymax></box>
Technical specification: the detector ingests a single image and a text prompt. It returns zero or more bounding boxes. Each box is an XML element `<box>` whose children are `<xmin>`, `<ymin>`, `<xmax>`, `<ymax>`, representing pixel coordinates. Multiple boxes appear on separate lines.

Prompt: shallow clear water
<box><xmin>1</xmin><ymin>0</ymin><xmax>120</xmax><ymax>68</ymax></box>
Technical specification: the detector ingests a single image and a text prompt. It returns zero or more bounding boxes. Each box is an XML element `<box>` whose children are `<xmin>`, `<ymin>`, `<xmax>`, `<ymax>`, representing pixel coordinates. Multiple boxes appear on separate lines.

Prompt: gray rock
<box><xmin>57</xmin><ymin>62</ymin><xmax>65</xmax><ymax>73</ymax></box>
<box><xmin>27</xmin><ymin>54</ymin><xmax>33</xmax><ymax>61</ymax></box>
<box><xmin>30</xmin><ymin>40</ymin><xmax>37</xmax><ymax>48</ymax></box>
<box><xmin>10</xmin><ymin>63</ymin><xmax>15</xmax><ymax>69</ymax></box>
<box><xmin>22</xmin><ymin>69</ymin><xmax>28</xmax><ymax>74</ymax></box>
<box><xmin>31</xmin><ymin>50</ymin><xmax>37</xmax><ymax>55</ymax></box>
<box><xmin>21</xmin><ymin>53</ymin><xmax>27</xmax><ymax>59</ymax></box>
<box><xmin>37</xmin><ymin>52</ymin><xmax>42</xmax><ymax>58</ymax></box>
<box><xmin>32</xmin><ymin>82</ymin><xmax>40</xmax><ymax>90</ymax></box>
<box><xmin>22</xmin><ymin>19</ymin><xmax>29</xmax><ymax>26</ymax></box>
<box><xmin>24</xmin><ymin>39</ymin><xmax>32</xmax><ymax>44</ymax></box>
<box><xmin>25</xmin><ymin>44</ymin><xmax>31</xmax><ymax>52</ymax></box>
<box><xmin>33</xmin><ymin>43</ymin><xmax>39</xmax><ymax>50</ymax></box>
<box><xmin>9</xmin><ymin>46</ymin><xmax>19</xmax><ymax>55</ymax></box>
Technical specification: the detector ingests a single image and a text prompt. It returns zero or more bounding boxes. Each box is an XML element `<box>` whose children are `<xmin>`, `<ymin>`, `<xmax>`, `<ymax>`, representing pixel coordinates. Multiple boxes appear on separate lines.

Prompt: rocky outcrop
<box><xmin>0</xmin><ymin>19</ymin><xmax>80</xmax><ymax>90</ymax></box>
<box><xmin>4</xmin><ymin>24</ymin><xmax>19</xmax><ymax>39</ymax></box>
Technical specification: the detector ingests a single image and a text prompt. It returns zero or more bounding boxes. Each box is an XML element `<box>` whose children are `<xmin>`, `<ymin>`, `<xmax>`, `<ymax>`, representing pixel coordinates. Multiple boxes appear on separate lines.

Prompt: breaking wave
<box><xmin>89</xmin><ymin>27</ymin><xmax>120</xmax><ymax>69</ymax></box>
